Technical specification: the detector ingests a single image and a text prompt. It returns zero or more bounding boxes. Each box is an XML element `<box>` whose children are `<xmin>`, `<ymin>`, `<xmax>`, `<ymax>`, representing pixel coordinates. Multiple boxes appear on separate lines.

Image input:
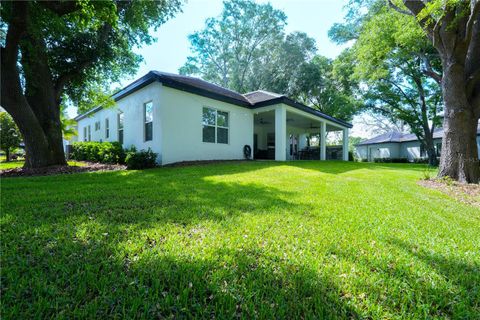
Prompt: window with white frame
<box><xmin>118</xmin><ymin>112</ymin><xmax>124</xmax><ymax>145</ymax></box>
<box><xmin>105</xmin><ymin>118</ymin><xmax>110</xmax><ymax>139</ymax></box>
<box><xmin>202</xmin><ymin>107</ymin><xmax>229</xmax><ymax>144</ymax></box>
<box><xmin>95</xmin><ymin>121</ymin><xmax>100</xmax><ymax>131</ymax></box>
<box><xmin>144</xmin><ymin>101</ymin><xmax>153</xmax><ymax>141</ymax></box>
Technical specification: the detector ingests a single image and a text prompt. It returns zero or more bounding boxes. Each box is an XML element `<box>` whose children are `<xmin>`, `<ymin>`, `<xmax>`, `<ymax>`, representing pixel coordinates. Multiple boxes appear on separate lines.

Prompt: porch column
<box><xmin>343</xmin><ymin>128</ymin><xmax>349</xmax><ymax>161</ymax></box>
<box><xmin>275</xmin><ymin>106</ymin><xmax>287</xmax><ymax>161</ymax></box>
<box><xmin>320</xmin><ymin>121</ymin><xmax>326</xmax><ymax>160</ymax></box>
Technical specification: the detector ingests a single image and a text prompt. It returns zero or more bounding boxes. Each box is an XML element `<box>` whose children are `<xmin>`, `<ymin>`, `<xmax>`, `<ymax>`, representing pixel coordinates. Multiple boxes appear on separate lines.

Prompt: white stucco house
<box><xmin>74</xmin><ymin>71</ymin><xmax>352</xmax><ymax>165</ymax></box>
<box><xmin>355</xmin><ymin>125</ymin><xmax>480</xmax><ymax>162</ymax></box>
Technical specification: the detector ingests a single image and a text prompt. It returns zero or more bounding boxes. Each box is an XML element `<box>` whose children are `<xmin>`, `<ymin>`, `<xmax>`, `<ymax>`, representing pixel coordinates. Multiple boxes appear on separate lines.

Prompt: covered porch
<box><xmin>253</xmin><ymin>105</ymin><xmax>350</xmax><ymax>161</ymax></box>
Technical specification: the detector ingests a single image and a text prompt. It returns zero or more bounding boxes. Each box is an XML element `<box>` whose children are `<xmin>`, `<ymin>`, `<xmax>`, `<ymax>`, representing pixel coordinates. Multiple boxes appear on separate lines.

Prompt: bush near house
<box><xmin>373</xmin><ymin>157</ymin><xmax>409</xmax><ymax>163</ymax></box>
<box><xmin>71</xmin><ymin>141</ymin><xmax>125</xmax><ymax>164</ymax></box>
<box><xmin>70</xmin><ymin>142</ymin><xmax>157</xmax><ymax>170</ymax></box>
<box><xmin>413</xmin><ymin>157</ymin><xmax>435</xmax><ymax>164</ymax></box>
<box><xmin>124</xmin><ymin>147</ymin><xmax>157</xmax><ymax>170</ymax></box>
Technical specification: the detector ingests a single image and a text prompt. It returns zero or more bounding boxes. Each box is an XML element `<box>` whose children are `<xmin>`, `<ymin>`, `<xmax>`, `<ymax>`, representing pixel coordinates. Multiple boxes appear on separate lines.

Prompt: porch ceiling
<box><xmin>253</xmin><ymin>110</ymin><xmax>343</xmax><ymax>131</ymax></box>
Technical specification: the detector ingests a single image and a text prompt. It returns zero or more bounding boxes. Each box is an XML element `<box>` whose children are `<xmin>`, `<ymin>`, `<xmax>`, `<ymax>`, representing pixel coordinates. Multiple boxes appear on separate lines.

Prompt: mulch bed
<box><xmin>0</xmin><ymin>162</ymin><xmax>126</xmax><ymax>178</ymax></box>
<box><xmin>418</xmin><ymin>179</ymin><xmax>480</xmax><ymax>207</ymax></box>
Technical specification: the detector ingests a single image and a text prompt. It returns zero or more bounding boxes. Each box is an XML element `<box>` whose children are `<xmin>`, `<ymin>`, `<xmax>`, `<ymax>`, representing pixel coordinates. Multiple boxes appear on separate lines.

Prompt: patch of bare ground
<box><xmin>418</xmin><ymin>179</ymin><xmax>480</xmax><ymax>207</ymax></box>
<box><xmin>0</xmin><ymin>162</ymin><xmax>126</xmax><ymax>178</ymax></box>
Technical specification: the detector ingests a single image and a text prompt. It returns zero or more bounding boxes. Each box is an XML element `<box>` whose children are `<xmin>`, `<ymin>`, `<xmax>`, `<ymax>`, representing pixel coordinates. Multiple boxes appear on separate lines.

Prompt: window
<box><xmin>87</xmin><ymin>125</ymin><xmax>91</xmax><ymax>141</ymax></box>
<box><xmin>95</xmin><ymin>121</ymin><xmax>100</xmax><ymax>131</ymax></box>
<box><xmin>83</xmin><ymin>127</ymin><xmax>87</xmax><ymax>142</ymax></box>
<box><xmin>202</xmin><ymin>107</ymin><xmax>229</xmax><ymax>144</ymax></box>
<box><xmin>118</xmin><ymin>112</ymin><xmax>124</xmax><ymax>145</ymax></box>
<box><xmin>144</xmin><ymin>101</ymin><xmax>153</xmax><ymax>141</ymax></box>
<box><xmin>105</xmin><ymin>118</ymin><xmax>110</xmax><ymax>139</ymax></box>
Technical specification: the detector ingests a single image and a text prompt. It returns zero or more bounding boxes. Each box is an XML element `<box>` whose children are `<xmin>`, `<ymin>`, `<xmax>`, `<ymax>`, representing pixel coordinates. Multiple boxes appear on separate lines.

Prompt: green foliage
<box><xmin>332</xmin><ymin>0</ymin><xmax>443</xmax><ymax>163</ymax></box>
<box><xmin>180</xmin><ymin>0</ymin><xmax>289</xmax><ymax>92</ymax></box>
<box><xmin>71</xmin><ymin>141</ymin><xmax>124</xmax><ymax>164</ymax></box>
<box><xmin>59</xmin><ymin>104</ymin><xmax>77</xmax><ymax>141</ymax></box>
<box><xmin>291</xmin><ymin>52</ymin><xmax>363</xmax><ymax>121</ymax></box>
<box><xmin>1</xmin><ymin>161</ymin><xmax>479</xmax><ymax>318</ymax></box>
<box><xmin>349</xmin><ymin>136</ymin><xmax>364</xmax><ymax>153</ymax></box>
<box><xmin>180</xmin><ymin>0</ymin><xmax>360</xmax><ymax>121</ymax></box>
<box><xmin>0</xmin><ymin>112</ymin><xmax>22</xmax><ymax>161</ymax></box>
<box><xmin>421</xmin><ymin>165</ymin><xmax>434</xmax><ymax>180</ymax></box>
<box><xmin>124</xmin><ymin>146</ymin><xmax>157</xmax><ymax>170</ymax></box>
<box><xmin>1</xmin><ymin>0</ymin><xmax>182</xmax><ymax>113</ymax></box>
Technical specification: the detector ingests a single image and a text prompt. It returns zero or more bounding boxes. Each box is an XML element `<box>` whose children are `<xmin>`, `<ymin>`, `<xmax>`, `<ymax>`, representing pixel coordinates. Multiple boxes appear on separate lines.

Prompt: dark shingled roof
<box><xmin>357</xmin><ymin>125</ymin><xmax>480</xmax><ymax>146</ymax></box>
<box><xmin>151</xmin><ymin>71</ymin><xmax>251</xmax><ymax>105</ymax></box>
<box><xmin>75</xmin><ymin>71</ymin><xmax>353</xmax><ymax>128</ymax></box>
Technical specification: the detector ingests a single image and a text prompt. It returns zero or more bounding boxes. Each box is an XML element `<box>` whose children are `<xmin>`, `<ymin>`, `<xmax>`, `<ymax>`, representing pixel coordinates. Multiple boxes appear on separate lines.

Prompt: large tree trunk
<box><xmin>0</xmin><ymin>1</ymin><xmax>66</xmax><ymax>169</ymax></box>
<box><xmin>401</xmin><ymin>1</ymin><xmax>480</xmax><ymax>183</ymax></box>
<box><xmin>438</xmin><ymin>63</ymin><xmax>480</xmax><ymax>183</ymax></box>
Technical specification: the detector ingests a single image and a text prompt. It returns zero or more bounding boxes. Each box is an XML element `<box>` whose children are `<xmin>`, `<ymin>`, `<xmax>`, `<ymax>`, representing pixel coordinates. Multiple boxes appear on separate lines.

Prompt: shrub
<box><xmin>124</xmin><ymin>147</ymin><xmax>157</xmax><ymax>170</ymax></box>
<box><xmin>373</xmin><ymin>158</ymin><xmax>408</xmax><ymax>163</ymax></box>
<box><xmin>71</xmin><ymin>142</ymin><xmax>125</xmax><ymax>164</ymax></box>
<box><xmin>413</xmin><ymin>157</ymin><xmax>429</xmax><ymax>164</ymax></box>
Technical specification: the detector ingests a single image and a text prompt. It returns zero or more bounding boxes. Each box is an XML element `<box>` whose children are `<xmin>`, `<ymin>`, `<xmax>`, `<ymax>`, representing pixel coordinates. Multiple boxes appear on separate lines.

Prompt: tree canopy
<box><xmin>0</xmin><ymin>112</ymin><xmax>22</xmax><ymax>162</ymax></box>
<box><xmin>1</xmin><ymin>0</ymin><xmax>182</xmax><ymax>168</ymax></box>
<box><xmin>180</xmin><ymin>0</ymin><xmax>361</xmax><ymax>121</ymax></box>
<box><xmin>331</xmin><ymin>0</ymin><xmax>444</xmax><ymax>165</ymax></box>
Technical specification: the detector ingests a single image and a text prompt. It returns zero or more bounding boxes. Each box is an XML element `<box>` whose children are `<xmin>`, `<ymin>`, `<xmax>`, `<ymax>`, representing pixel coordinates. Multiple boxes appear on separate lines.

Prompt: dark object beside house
<box><xmin>373</xmin><ymin>158</ymin><xmax>409</xmax><ymax>163</ymax></box>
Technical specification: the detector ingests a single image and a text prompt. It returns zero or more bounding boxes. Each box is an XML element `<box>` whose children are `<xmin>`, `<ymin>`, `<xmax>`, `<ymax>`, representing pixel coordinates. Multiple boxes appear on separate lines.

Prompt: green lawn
<box><xmin>0</xmin><ymin>160</ymin><xmax>86</xmax><ymax>170</ymax></box>
<box><xmin>1</xmin><ymin>161</ymin><xmax>479</xmax><ymax>319</ymax></box>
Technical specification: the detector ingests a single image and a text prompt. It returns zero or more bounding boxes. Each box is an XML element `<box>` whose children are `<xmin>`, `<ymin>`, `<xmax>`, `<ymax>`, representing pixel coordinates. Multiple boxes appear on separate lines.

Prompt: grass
<box><xmin>0</xmin><ymin>160</ymin><xmax>86</xmax><ymax>170</ymax></box>
<box><xmin>1</xmin><ymin>161</ymin><xmax>479</xmax><ymax>319</ymax></box>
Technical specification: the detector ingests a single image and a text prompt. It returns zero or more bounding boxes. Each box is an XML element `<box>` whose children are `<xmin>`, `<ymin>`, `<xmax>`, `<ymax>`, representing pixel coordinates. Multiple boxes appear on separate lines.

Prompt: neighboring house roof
<box><xmin>357</xmin><ymin>124</ymin><xmax>480</xmax><ymax>146</ymax></box>
<box><xmin>74</xmin><ymin>71</ymin><xmax>352</xmax><ymax>128</ymax></box>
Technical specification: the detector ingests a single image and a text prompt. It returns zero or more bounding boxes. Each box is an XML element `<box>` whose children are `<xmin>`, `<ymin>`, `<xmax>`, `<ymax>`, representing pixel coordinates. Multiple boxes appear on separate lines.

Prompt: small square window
<box><xmin>202</xmin><ymin>107</ymin><xmax>229</xmax><ymax>144</ymax></box>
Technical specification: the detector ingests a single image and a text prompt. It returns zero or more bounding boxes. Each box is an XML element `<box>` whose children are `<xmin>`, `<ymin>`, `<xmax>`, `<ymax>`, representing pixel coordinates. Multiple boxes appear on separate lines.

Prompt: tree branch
<box><xmin>387</xmin><ymin>0</ymin><xmax>413</xmax><ymax>16</ymax></box>
<box><xmin>465</xmin><ymin>0</ymin><xmax>480</xmax><ymax>43</ymax></box>
<box><xmin>420</xmin><ymin>53</ymin><xmax>442</xmax><ymax>84</ymax></box>
<box><xmin>38</xmin><ymin>1</ymin><xmax>80</xmax><ymax>16</ymax></box>
<box><xmin>402</xmin><ymin>0</ymin><xmax>438</xmax><ymax>46</ymax></box>
<box><xmin>54</xmin><ymin>24</ymin><xmax>113</xmax><ymax>102</ymax></box>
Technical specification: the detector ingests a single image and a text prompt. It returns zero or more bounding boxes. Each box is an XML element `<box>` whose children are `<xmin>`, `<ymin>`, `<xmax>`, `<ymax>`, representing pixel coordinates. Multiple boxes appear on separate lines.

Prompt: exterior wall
<box><xmin>356</xmin><ymin>135</ymin><xmax>480</xmax><ymax>162</ymax></box>
<box><xmin>400</xmin><ymin>141</ymin><xmax>421</xmax><ymax>161</ymax></box>
<box><xmin>77</xmin><ymin>82</ymin><xmax>163</xmax><ymax>162</ymax></box>
<box><xmin>362</xmin><ymin>143</ymin><xmax>401</xmax><ymax>161</ymax></box>
<box><xmin>355</xmin><ymin>145</ymin><xmax>368</xmax><ymax>160</ymax></box>
<box><xmin>159</xmin><ymin>86</ymin><xmax>254</xmax><ymax>165</ymax></box>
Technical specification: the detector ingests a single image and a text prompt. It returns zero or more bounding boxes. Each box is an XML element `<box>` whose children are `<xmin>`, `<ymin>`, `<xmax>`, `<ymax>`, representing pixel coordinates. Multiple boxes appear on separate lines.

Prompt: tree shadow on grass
<box><xmin>326</xmin><ymin>237</ymin><xmax>480</xmax><ymax>318</ymax></box>
<box><xmin>386</xmin><ymin>237</ymin><xmax>480</xmax><ymax>318</ymax></box>
<box><xmin>2</xmin><ymin>233</ymin><xmax>359</xmax><ymax>319</ymax></box>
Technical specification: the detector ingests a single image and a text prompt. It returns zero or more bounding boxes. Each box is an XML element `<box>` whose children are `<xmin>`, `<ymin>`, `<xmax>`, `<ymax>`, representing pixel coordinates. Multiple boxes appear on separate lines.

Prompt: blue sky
<box><xmin>127</xmin><ymin>0</ymin><xmax>350</xmax><ymax>84</ymax></box>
